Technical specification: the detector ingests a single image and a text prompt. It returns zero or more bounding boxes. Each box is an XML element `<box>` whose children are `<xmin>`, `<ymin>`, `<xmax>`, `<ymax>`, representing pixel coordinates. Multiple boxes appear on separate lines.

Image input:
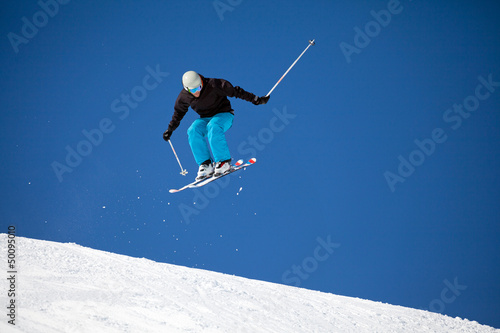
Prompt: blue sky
<box><xmin>1</xmin><ymin>0</ymin><xmax>499</xmax><ymax>328</ymax></box>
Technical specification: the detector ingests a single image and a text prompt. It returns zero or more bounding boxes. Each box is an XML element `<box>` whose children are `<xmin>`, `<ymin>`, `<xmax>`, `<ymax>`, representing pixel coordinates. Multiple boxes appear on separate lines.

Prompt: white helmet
<box><xmin>182</xmin><ymin>71</ymin><xmax>202</xmax><ymax>91</ymax></box>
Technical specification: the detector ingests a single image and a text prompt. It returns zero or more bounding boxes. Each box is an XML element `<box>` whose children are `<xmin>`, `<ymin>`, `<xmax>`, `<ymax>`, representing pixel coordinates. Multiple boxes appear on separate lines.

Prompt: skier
<box><xmin>163</xmin><ymin>71</ymin><xmax>269</xmax><ymax>181</ymax></box>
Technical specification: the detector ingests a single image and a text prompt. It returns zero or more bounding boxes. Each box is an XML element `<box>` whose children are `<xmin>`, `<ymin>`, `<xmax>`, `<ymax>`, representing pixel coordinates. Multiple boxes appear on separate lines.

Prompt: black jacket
<box><xmin>167</xmin><ymin>75</ymin><xmax>257</xmax><ymax>132</ymax></box>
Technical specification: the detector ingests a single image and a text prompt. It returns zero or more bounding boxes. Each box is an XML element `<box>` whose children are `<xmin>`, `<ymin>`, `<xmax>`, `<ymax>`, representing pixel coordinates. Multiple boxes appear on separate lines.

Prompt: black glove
<box><xmin>163</xmin><ymin>129</ymin><xmax>172</xmax><ymax>142</ymax></box>
<box><xmin>252</xmin><ymin>95</ymin><xmax>270</xmax><ymax>105</ymax></box>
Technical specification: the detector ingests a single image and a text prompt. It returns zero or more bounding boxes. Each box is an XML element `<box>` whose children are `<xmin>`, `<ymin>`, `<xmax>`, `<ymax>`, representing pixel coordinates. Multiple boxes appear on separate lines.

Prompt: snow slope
<box><xmin>0</xmin><ymin>234</ymin><xmax>498</xmax><ymax>333</ymax></box>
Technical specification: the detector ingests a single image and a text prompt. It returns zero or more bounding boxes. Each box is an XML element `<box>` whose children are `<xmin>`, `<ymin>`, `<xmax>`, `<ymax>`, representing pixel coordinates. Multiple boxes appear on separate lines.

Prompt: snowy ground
<box><xmin>0</xmin><ymin>234</ymin><xmax>498</xmax><ymax>333</ymax></box>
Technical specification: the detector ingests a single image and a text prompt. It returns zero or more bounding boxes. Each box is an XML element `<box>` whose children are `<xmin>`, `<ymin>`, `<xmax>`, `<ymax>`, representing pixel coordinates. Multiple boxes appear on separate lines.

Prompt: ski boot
<box><xmin>196</xmin><ymin>160</ymin><xmax>214</xmax><ymax>181</ymax></box>
<box><xmin>214</xmin><ymin>159</ymin><xmax>232</xmax><ymax>176</ymax></box>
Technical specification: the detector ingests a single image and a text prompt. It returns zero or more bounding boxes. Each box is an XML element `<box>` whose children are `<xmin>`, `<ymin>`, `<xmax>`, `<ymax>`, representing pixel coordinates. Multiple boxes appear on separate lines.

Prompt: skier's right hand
<box><xmin>163</xmin><ymin>129</ymin><xmax>172</xmax><ymax>142</ymax></box>
<box><xmin>252</xmin><ymin>95</ymin><xmax>270</xmax><ymax>105</ymax></box>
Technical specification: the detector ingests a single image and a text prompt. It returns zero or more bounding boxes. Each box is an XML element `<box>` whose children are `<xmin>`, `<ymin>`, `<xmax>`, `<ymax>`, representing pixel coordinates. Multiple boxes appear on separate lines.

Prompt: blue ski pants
<box><xmin>187</xmin><ymin>112</ymin><xmax>234</xmax><ymax>165</ymax></box>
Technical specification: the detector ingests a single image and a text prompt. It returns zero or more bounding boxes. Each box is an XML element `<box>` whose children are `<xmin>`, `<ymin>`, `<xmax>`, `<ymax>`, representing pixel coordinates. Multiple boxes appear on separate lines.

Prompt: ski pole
<box><xmin>266</xmin><ymin>39</ymin><xmax>315</xmax><ymax>97</ymax></box>
<box><xmin>168</xmin><ymin>140</ymin><xmax>188</xmax><ymax>176</ymax></box>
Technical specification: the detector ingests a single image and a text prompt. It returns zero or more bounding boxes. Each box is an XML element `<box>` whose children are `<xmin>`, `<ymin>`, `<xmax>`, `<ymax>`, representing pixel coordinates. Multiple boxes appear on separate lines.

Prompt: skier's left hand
<box><xmin>252</xmin><ymin>95</ymin><xmax>270</xmax><ymax>105</ymax></box>
<box><xmin>163</xmin><ymin>129</ymin><xmax>172</xmax><ymax>142</ymax></box>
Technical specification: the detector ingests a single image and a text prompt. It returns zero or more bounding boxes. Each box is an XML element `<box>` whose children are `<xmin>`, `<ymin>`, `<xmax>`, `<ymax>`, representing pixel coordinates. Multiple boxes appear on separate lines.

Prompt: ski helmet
<box><xmin>182</xmin><ymin>71</ymin><xmax>202</xmax><ymax>91</ymax></box>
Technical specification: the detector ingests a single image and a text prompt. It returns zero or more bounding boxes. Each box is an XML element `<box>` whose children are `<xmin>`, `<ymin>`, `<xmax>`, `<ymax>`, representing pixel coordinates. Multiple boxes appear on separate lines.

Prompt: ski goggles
<box><xmin>187</xmin><ymin>84</ymin><xmax>202</xmax><ymax>94</ymax></box>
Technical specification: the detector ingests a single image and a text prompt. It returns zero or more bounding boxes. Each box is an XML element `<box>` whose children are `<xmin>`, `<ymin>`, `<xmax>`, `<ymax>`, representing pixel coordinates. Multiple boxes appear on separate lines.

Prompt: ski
<box><xmin>192</xmin><ymin>158</ymin><xmax>256</xmax><ymax>188</ymax></box>
<box><xmin>168</xmin><ymin>177</ymin><xmax>208</xmax><ymax>194</ymax></box>
<box><xmin>168</xmin><ymin>158</ymin><xmax>256</xmax><ymax>193</ymax></box>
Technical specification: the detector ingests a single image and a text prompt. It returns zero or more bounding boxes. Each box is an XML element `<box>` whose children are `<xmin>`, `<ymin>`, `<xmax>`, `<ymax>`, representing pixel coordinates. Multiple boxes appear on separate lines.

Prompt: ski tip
<box><xmin>249</xmin><ymin>158</ymin><xmax>257</xmax><ymax>164</ymax></box>
<box><xmin>234</xmin><ymin>159</ymin><xmax>244</xmax><ymax>167</ymax></box>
